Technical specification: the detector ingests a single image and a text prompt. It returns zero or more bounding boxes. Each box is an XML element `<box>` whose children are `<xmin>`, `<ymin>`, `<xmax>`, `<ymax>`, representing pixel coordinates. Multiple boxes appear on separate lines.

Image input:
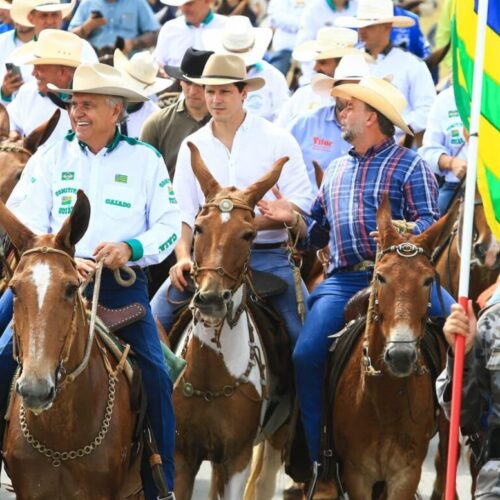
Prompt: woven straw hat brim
<box><xmin>293</xmin><ymin>44</ymin><xmax>361</xmax><ymax>62</ymax></box>
<box><xmin>47</xmin><ymin>83</ymin><xmax>148</xmax><ymax>102</ymax></box>
<box><xmin>335</xmin><ymin>15</ymin><xmax>415</xmax><ymax>29</ymax></box>
<box><xmin>185</xmin><ymin>75</ymin><xmax>265</xmax><ymax>92</ymax></box>
<box><xmin>10</xmin><ymin>0</ymin><xmax>76</xmax><ymax>28</ymax></box>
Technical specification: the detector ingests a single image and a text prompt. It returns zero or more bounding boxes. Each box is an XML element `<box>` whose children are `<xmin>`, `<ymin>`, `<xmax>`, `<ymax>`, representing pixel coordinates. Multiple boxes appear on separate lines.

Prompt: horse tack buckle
<box><xmin>218</xmin><ymin>199</ymin><xmax>234</xmax><ymax>212</ymax></box>
<box><xmin>395</xmin><ymin>243</ymin><xmax>421</xmax><ymax>258</ymax></box>
<box><xmin>182</xmin><ymin>381</ymin><xmax>194</xmax><ymax>398</ymax></box>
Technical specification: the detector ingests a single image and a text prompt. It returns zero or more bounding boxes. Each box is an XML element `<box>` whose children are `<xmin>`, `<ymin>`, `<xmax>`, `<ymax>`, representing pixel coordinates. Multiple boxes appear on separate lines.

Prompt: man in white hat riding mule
<box><xmin>6</xmin><ymin>29</ymin><xmax>87</xmax><ymax>147</ymax></box>
<box><xmin>276</xmin><ymin>27</ymin><xmax>361</xmax><ymax>128</ymax></box>
<box><xmin>154</xmin><ymin>0</ymin><xmax>227</xmax><ymax>69</ymax></box>
<box><xmin>202</xmin><ymin>15</ymin><xmax>290</xmax><ymax>122</ymax></box>
<box><xmin>258</xmin><ymin>76</ymin><xmax>455</xmax><ymax>474</ymax></box>
<box><xmin>336</xmin><ymin>0</ymin><xmax>436</xmax><ymax>142</ymax></box>
<box><xmin>150</xmin><ymin>53</ymin><xmax>314</xmax><ymax>350</ymax></box>
<box><xmin>0</xmin><ymin>62</ymin><xmax>181</xmax><ymax>499</ymax></box>
<box><xmin>69</xmin><ymin>0</ymin><xmax>160</xmax><ymax>53</ymax></box>
<box><xmin>113</xmin><ymin>48</ymin><xmax>172</xmax><ymax>139</ymax></box>
<box><xmin>290</xmin><ymin>53</ymin><xmax>370</xmax><ymax>187</ymax></box>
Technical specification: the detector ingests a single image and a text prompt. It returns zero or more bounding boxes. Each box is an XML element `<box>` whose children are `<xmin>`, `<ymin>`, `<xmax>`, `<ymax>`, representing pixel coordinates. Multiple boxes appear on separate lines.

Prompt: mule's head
<box><xmin>374</xmin><ymin>196</ymin><xmax>448</xmax><ymax>377</ymax></box>
<box><xmin>188</xmin><ymin>142</ymin><xmax>287</xmax><ymax>320</ymax></box>
<box><xmin>0</xmin><ymin>191</ymin><xmax>90</xmax><ymax>412</ymax></box>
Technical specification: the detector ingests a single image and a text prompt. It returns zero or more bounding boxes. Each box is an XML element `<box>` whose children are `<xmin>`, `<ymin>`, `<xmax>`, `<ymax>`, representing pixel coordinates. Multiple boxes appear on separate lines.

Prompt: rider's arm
<box><xmin>175</xmin><ymin>223</ymin><xmax>193</xmax><ymax>262</ymax></box>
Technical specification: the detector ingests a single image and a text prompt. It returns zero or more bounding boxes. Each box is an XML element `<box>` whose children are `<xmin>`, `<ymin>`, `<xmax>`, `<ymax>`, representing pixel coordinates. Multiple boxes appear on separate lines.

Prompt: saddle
<box><xmin>95</xmin><ymin>303</ymin><xmax>146</xmax><ymax>333</ymax></box>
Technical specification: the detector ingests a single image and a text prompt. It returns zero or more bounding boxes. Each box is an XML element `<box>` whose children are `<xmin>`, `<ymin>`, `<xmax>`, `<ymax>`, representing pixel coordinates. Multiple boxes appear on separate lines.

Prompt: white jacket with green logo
<box><xmin>11</xmin><ymin>131</ymin><xmax>181</xmax><ymax>267</ymax></box>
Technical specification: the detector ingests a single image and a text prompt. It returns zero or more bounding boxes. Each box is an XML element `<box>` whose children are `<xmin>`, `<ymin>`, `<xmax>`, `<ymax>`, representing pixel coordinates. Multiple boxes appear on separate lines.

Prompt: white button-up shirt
<box><xmin>369</xmin><ymin>46</ymin><xmax>436</xmax><ymax>135</ymax></box>
<box><xmin>174</xmin><ymin>113</ymin><xmax>314</xmax><ymax>244</ymax></box>
<box><xmin>8</xmin><ymin>81</ymin><xmax>71</xmax><ymax>145</ymax></box>
<box><xmin>276</xmin><ymin>83</ymin><xmax>332</xmax><ymax>128</ymax></box>
<box><xmin>154</xmin><ymin>13</ymin><xmax>227</xmax><ymax>68</ymax></box>
<box><xmin>419</xmin><ymin>86</ymin><xmax>467</xmax><ymax>183</ymax></box>
<box><xmin>246</xmin><ymin>61</ymin><xmax>290</xmax><ymax>122</ymax></box>
<box><xmin>268</xmin><ymin>0</ymin><xmax>306</xmax><ymax>52</ymax></box>
<box><xmin>12</xmin><ymin>131</ymin><xmax>181</xmax><ymax>267</ymax></box>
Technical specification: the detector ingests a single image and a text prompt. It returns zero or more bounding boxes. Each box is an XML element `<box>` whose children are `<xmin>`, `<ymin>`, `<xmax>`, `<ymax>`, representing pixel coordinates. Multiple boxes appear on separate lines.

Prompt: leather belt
<box><xmin>329</xmin><ymin>260</ymin><xmax>375</xmax><ymax>275</ymax></box>
<box><xmin>252</xmin><ymin>242</ymin><xmax>287</xmax><ymax>250</ymax></box>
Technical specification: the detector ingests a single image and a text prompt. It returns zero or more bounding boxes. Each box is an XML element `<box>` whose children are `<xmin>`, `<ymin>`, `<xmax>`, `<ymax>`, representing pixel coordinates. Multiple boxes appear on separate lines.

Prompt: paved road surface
<box><xmin>0</xmin><ymin>435</ymin><xmax>473</xmax><ymax>498</ymax></box>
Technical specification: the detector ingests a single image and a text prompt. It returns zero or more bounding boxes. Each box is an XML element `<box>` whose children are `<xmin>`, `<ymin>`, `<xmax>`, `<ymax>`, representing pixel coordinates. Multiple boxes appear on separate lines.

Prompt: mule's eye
<box><xmin>242</xmin><ymin>231</ymin><xmax>256</xmax><ymax>242</ymax></box>
<box><xmin>423</xmin><ymin>277</ymin><xmax>434</xmax><ymax>287</ymax></box>
<box><xmin>193</xmin><ymin>224</ymin><xmax>202</xmax><ymax>235</ymax></box>
<box><xmin>65</xmin><ymin>283</ymin><xmax>78</xmax><ymax>299</ymax></box>
<box><xmin>376</xmin><ymin>273</ymin><xmax>386</xmax><ymax>284</ymax></box>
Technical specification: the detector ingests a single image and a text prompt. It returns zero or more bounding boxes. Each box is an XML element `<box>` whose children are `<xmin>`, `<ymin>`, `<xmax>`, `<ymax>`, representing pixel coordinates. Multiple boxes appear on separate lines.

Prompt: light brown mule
<box><xmin>1</xmin><ymin>191</ymin><xmax>141</xmax><ymax>500</ymax></box>
<box><xmin>332</xmin><ymin>197</ymin><xmax>449</xmax><ymax>499</ymax></box>
<box><xmin>173</xmin><ymin>143</ymin><xmax>290</xmax><ymax>500</ymax></box>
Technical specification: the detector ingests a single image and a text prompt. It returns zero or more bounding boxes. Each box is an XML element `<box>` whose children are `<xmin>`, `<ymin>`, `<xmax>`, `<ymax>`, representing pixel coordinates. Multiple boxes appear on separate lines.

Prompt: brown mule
<box><xmin>1</xmin><ymin>191</ymin><xmax>141</xmax><ymax>499</ymax></box>
<box><xmin>173</xmin><ymin>143</ymin><xmax>291</xmax><ymax>500</ymax></box>
<box><xmin>332</xmin><ymin>197</ymin><xmax>449</xmax><ymax>499</ymax></box>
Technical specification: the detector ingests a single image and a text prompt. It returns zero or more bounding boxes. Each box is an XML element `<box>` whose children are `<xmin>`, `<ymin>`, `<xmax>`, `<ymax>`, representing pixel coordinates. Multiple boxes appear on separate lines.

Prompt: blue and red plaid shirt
<box><xmin>303</xmin><ymin>137</ymin><xmax>439</xmax><ymax>273</ymax></box>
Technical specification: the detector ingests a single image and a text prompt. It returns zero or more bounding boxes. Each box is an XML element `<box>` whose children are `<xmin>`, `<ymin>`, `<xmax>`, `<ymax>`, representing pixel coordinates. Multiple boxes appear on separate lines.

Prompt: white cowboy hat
<box><xmin>10</xmin><ymin>28</ymin><xmax>83</xmax><ymax>67</ymax></box>
<box><xmin>335</xmin><ymin>0</ymin><xmax>415</xmax><ymax>29</ymax></box>
<box><xmin>9</xmin><ymin>0</ymin><xmax>76</xmax><ymax>28</ymax></box>
<box><xmin>185</xmin><ymin>53</ymin><xmax>265</xmax><ymax>91</ymax></box>
<box><xmin>331</xmin><ymin>76</ymin><xmax>413</xmax><ymax>135</ymax></box>
<box><xmin>311</xmin><ymin>54</ymin><xmax>371</xmax><ymax>98</ymax></box>
<box><xmin>159</xmin><ymin>0</ymin><xmax>190</xmax><ymax>6</ymax></box>
<box><xmin>202</xmin><ymin>15</ymin><xmax>272</xmax><ymax>67</ymax></box>
<box><xmin>114</xmin><ymin>49</ymin><xmax>172</xmax><ymax>97</ymax></box>
<box><xmin>48</xmin><ymin>63</ymin><xmax>149</xmax><ymax>102</ymax></box>
<box><xmin>292</xmin><ymin>27</ymin><xmax>361</xmax><ymax>63</ymax></box>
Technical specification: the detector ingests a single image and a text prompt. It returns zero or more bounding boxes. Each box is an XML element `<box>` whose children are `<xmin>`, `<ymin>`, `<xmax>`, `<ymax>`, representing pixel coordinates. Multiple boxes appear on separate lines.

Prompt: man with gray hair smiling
<box><xmin>0</xmin><ymin>62</ymin><xmax>181</xmax><ymax>500</ymax></box>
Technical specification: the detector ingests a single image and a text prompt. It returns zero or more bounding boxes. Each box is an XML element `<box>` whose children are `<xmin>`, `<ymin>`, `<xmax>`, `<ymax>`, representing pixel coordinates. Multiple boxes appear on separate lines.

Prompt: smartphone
<box><xmin>91</xmin><ymin>10</ymin><xmax>104</xmax><ymax>18</ymax></box>
<box><xmin>5</xmin><ymin>63</ymin><xmax>22</xmax><ymax>79</ymax></box>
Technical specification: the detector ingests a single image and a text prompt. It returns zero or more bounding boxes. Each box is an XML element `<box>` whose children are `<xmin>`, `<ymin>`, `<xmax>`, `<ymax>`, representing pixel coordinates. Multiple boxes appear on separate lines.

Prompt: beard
<box><xmin>341</xmin><ymin>121</ymin><xmax>363</xmax><ymax>143</ymax></box>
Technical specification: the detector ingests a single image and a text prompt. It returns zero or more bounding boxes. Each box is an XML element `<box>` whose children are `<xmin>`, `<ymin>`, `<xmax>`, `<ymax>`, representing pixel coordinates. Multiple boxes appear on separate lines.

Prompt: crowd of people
<box><xmin>0</xmin><ymin>0</ymin><xmax>498</xmax><ymax>498</ymax></box>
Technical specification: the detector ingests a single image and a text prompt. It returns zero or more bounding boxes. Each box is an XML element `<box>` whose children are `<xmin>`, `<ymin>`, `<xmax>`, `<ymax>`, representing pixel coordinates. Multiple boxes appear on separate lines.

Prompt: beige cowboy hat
<box><xmin>202</xmin><ymin>15</ymin><xmax>272</xmax><ymax>67</ymax></box>
<box><xmin>335</xmin><ymin>0</ymin><xmax>415</xmax><ymax>29</ymax></box>
<box><xmin>48</xmin><ymin>63</ymin><xmax>149</xmax><ymax>102</ymax></box>
<box><xmin>10</xmin><ymin>28</ymin><xmax>83</xmax><ymax>67</ymax></box>
<box><xmin>331</xmin><ymin>76</ymin><xmax>413</xmax><ymax>135</ymax></box>
<box><xmin>159</xmin><ymin>0</ymin><xmax>190</xmax><ymax>6</ymax></box>
<box><xmin>114</xmin><ymin>49</ymin><xmax>172</xmax><ymax>97</ymax></box>
<box><xmin>185</xmin><ymin>53</ymin><xmax>265</xmax><ymax>91</ymax></box>
<box><xmin>9</xmin><ymin>0</ymin><xmax>76</xmax><ymax>28</ymax></box>
<box><xmin>311</xmin><ymin>54</ymin><xmax>371</xmax><ymax>98</ymax></box>
<box><xmin>293</xmin><ymin>27</ymin><xmax>361</xmax><ymax>63</ymax></box>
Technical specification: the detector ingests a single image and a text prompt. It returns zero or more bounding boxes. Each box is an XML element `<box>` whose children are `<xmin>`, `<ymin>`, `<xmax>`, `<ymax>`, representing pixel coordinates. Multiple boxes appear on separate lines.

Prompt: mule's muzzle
<box><xmin>193</xmin><ymin>289</ymin><xmax>232</xmax><ymax>318</ymax></box>
<box><xmin>384</xmin><ymin>344</ymin><xmax>417</xmax><ymax>377</ymax></box>
<box><xmin>16</xmin><ymin>376</ymin><xmax>56</xmax><ymax>411</ymax></box>
<box><xmin>474</xmin><ymin>241</ymin><xmax>500</xmax><ymax>269</ymax></box>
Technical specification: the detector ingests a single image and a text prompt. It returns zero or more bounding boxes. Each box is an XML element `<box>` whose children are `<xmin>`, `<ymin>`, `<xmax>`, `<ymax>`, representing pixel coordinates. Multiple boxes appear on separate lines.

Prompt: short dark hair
<box><xmin>234</xmin><ymin>81</ymin><xmax>247</xmax><ymax>93</ymax></box>
<box><xmin>365</xmin><ymin>103</ymin><xmax>395</xmax><ymax>137</ymax></box>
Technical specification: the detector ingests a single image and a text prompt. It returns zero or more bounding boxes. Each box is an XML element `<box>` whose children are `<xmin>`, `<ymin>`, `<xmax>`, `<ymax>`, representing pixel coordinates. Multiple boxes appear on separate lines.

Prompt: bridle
<box><xmin>0</xmin><ymin>141</ymin><xmax>33</xmax><ymax>158</ymax></box>
<box><xmin>12</xmin><ymin>246</ymin><xmax>91</xmax><ymax>389</ymax></box>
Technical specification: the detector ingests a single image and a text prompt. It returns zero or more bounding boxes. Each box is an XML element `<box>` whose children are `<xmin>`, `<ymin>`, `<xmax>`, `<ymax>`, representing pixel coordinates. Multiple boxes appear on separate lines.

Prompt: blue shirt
<box><xmin>289</xmin><ymin>105</ymin><xmax>350</xmax><ymax>188</ymax></box>
<box><xmin>303</xmin><ymin>138</ymin><xmax>439</xmax><ymax>272</ymax></box>
<box><xmin>69</xmin><ymin>0</ymin><xmax>160</xmax><ymax>48</ymax></box>
<box><xmin>391</xmin><ymin>6</ymin><xmax>431</xmax><ymax>60</ymax></box>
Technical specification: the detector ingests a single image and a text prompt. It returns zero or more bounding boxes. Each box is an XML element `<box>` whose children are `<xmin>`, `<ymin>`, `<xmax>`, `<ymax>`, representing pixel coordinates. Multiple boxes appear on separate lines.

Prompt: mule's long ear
<box><xmin>376</xmin><ymin>193</ymin><xmax>401</xmax><ymax>249</ymax></box>
<box><xmin>0</xmin><ymin>199</ymin><xmax>35</xmax><ymax>254</ymax></box>
<box><xmin>23</xmin><ymin>110</ymin><xmax>61</xmax><ymax>154</ymax></box>
<box><xmin>0</xmin><ymin>103</ymin><xmax>9</xmax><ymax>139</ymax></box>
<box><xmin>413</xmin><ymin>212</ymin><xmax>451</xmax><ymax>257</ymax></box>
<box><xmin>188</xmin><ymin>142</ymin><xmax>221</xmax><ymax>198</ymax></box>
<box><xmin>55</xmin><ymin>190</ymin><xmax>91</xmax><ymax>255</ymax></box>
<box><xmin>243</xmin><ymin>156</ymin><xmax>289</xmax><ymax>208</ymax></box>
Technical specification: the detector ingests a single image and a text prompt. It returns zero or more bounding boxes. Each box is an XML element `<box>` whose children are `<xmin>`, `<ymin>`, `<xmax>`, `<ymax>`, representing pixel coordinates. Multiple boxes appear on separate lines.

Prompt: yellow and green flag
<box><xmin>451</xmin><ymin>0</ymin><xmax>500</xmax><ymax>240</ymax></box>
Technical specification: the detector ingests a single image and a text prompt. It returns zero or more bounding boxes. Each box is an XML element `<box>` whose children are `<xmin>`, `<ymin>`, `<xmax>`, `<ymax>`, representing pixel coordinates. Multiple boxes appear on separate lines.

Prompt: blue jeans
<box><xmin>293</xmin><ymin>270</ymin><xmax>456</xmax><ymax>462</ymax></box>
<box><xmin>151</xmin><ymin>247</ymin><xmax>308</xmax><ymax>348</ymax></box>
<box><xmin>264</xmin><ymin>49</ymin><xmax>293</xmax><ymax>76</ymax></box>
<box><xmin>0</xmin><ymin>269</ymin><xmax>175</xmax><ymax>499</ymax></box>
<box><xmin>439</xmin><ymin>181</ymin><xmax>461</xmax><ymax>215</ymax></box>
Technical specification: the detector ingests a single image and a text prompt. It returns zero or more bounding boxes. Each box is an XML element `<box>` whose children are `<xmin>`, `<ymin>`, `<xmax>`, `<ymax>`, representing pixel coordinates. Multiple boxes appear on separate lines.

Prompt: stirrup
<box><xmin>306</xmin><ymin>461</ymin><xmax>320</xmax><ymax>500</ymax></box>
<box><xmin>161</xmin><ymin>342</ymin><xmax>187</xmax><ymax>386</ymax></box>
<box><xmin>158</xmin><ymin>493</ymin><xmax>176</xmax><ymax>500</ymax></box>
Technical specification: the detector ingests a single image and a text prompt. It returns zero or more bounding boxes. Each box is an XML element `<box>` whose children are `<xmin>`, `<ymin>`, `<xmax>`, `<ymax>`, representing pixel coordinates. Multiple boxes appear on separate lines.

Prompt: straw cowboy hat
<box><xmin>311</xmin><ymin>54</ymin><xmax>371</xmax><ymax>98</ymax></box>
<box><xmin>292</xmin><ymin>27</ymin><xmax>361</xmax><ymax>63</ymax></box>
<box><xmin>202</xmin><ymin>16</ymin><xmax>272</xmax><ymax>67</ymax></box>
<box><xmin>10</xmin><ymin>29</ymin><xmax>83</xmax><ymax>67</ymax></box>
<box><xmin>185</xmin><ymin>53</ymin><xmax>265</xmax><ymax>91</ymax></box>
<box><xmin>114</xmin><ymin>49</ymin><xmax>172</xmax><ymax>96</ymax></box>
<box><xmin>335</xmin><ymin>0</ymin><xmax>415</xmax><ymax>29</ymax></box>
<box><xmin>331</xmin><ymin>76</ymin><xmax>413</xmax><ymax>135</ymax></box>
<box><xmin>9</xmin><ymin>0</ymin><xmax>76</xmax><ymax>28</ymax></box>
<box><xmin>159</xmin><ymin>0</ymin><xmax>190</xmax><ymax>6</ymax></box>
<box><xmin>48</xmin><ymin>63</ymin><xmax>149</xmax><ymax>102</ymax></box>
<box><xmin>164</xmin><ymin>47</ymin><xmax>214</xmax><ymax>82</ymax></box>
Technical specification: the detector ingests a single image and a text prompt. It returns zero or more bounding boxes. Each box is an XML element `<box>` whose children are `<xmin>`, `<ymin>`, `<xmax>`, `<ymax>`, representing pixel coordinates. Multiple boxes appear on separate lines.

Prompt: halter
<box><xmin>12</xmin><ymin>246</ymin><xmax>93</xmax><ymax>388</ymax></box>
<box><xmin>0</xmin><ymin>142</ymin><xmax>33</xmax><ymax>158</ymax></box>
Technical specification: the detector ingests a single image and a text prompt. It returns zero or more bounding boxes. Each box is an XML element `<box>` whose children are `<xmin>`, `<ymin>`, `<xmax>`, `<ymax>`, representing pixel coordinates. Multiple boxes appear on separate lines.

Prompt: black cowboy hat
<box><xmin>164</xmin><ymin>48</ymin><xmax>214</xmax><ymax>82</ymax></box>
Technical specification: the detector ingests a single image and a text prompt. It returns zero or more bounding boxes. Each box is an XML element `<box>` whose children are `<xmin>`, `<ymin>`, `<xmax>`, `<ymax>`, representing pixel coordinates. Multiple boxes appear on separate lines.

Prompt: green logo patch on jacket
<box><xmin>115</xmin><ymin>174</ymin><xmax>128</xmax><ymax>184</ymax></box>
<box><xmin>105</xmin><ymin>198</ymin><xmax>131</xmax><ymax>209</ymax></box>
<box><xmin>61</xmin><ymin>196</ymin><xmax>72</xmax><ymax>206</ymax></box>
<box><xmin>61</xmin><ymin>172</ymin><xmax>74</xmax><ymax>181</ymax></box>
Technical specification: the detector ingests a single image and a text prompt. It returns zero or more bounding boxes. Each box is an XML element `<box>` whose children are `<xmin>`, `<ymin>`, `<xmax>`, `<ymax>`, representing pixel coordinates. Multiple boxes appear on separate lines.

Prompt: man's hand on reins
<box><xmin>169</xmin><ymin>258</ymin><xmax>193</xmax><ymax>292</ymax></box>
<box><xmin>93</xmin><ymin>242</ymin><xmax>132</xmax><ymax>270</ymax></box>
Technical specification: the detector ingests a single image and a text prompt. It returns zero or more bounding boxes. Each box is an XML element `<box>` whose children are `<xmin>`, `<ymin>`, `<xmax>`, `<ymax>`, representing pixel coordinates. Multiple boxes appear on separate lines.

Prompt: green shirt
<box><xmin>140</xmin><ymin>98</ymin><xmax>210</xmax><ymax>179</ymax></box>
